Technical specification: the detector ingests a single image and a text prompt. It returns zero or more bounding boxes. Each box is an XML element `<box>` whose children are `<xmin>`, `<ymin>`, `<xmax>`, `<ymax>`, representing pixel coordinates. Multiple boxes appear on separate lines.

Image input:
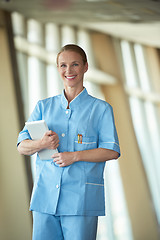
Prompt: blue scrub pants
<box><xmin>32</xmin><ymin>211</ymin><xmax>98</xmax><ymax>240</ymax></box>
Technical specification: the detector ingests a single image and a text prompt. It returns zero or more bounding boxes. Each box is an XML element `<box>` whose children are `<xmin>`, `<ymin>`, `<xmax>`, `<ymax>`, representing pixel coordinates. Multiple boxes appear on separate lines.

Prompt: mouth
<box><xmin>65</xmin><ymin>75</ymin><xmax>76</xmax><ymax>80</ymax></box>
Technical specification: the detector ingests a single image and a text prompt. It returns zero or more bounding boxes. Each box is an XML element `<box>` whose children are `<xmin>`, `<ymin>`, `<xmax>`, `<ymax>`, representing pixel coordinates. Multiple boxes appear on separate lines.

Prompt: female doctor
<box><xmin>17</xmin><ymin>44</ymin><xmax>120</xmax><ymax>240</ymax></box>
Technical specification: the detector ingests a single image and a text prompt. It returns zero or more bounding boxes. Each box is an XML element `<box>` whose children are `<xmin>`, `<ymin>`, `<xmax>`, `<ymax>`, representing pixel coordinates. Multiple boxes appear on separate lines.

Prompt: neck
<box><xmin>64</xmin><ymin>86</ymin><xmax>84</xmax><ymax>105</ymax></box>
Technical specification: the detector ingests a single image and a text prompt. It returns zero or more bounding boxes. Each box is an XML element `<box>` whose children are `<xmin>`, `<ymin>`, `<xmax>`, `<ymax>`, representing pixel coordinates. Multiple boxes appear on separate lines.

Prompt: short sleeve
<box><xmin>98</xmin><ymin>104</ymin><xmax>120</xmax><ymax>156</ymax></box>
<box><xmin>17</xmin><ymin>101</ymin><xmax>42</xmax><ymax>146</ymax></box>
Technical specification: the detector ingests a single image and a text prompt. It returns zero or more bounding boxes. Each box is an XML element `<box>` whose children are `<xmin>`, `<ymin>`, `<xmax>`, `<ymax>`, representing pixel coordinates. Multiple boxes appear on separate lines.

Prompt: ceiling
<box><xmin>0</xmin><ymin>0</ymin><xmax>160</xmax><ymax>47</ymax></box>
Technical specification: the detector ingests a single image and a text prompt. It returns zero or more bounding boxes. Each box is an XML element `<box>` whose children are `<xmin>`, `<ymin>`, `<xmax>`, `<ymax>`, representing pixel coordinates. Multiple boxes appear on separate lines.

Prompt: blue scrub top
<box><xmin>17</xmin><ymin>88</ymin><xmax>120</xmax><ymax>216</ymax></box>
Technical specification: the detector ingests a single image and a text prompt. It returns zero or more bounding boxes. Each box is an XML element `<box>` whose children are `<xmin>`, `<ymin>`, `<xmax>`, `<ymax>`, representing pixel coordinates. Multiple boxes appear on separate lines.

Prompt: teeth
<box><xmin>66</xmin><ymin>76</ymin><xmax>76</xmax><ymax>79</ymax></box>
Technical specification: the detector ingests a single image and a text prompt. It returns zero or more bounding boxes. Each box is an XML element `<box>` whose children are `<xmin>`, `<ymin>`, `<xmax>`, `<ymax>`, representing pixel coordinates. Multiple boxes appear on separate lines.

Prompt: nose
<box><xmin>66</xmin><ymin>65</ymin><xmax>72</xmax><ymax>74</ymax></box>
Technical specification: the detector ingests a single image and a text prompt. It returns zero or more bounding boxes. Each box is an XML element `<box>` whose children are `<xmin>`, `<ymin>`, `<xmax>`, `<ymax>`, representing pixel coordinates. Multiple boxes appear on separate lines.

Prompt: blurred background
<box><xmin>0</xmin><ymin>0</ymin><xmax>160</xmax><ymax>239</ymax></box>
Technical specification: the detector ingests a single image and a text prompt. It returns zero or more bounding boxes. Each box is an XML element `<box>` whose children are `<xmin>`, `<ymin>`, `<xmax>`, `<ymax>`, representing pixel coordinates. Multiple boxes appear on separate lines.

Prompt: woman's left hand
<box><xmin>52</xmin><ymin>152</ymin><xmax>77</xmax><ymax>167</ymax></box>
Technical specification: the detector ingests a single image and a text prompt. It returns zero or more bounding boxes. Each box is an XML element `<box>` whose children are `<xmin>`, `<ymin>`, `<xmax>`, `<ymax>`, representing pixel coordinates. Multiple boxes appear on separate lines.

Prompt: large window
<box><xmin>121</xmin><ymin>40</ymin><xmax>160</xmax><ymax>224</ymax></box>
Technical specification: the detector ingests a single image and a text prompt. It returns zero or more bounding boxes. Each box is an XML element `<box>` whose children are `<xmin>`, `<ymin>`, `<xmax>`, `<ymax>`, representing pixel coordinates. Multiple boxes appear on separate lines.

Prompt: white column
<box><xmin>77</xmin><ymin>28</ymin><xmax>96</xmax><ymax>67</ymax></box>
<box><xmin>27</xmin><ymin>19</ymin><xmax>46</xmax><ymax>179</ymax></box>
<box><xmin>27</xmin><ymin>19</ymin><xmax>46</xmax><ymax>113</ymax></box>
<box><xmin>45</xmin><ymin>23</ymin><xmax>60</xmax><ymax>52</ymax></box>
<box><xmin>45</xmin><ymin>23</ymin><xmax>63</xmax><ymax>97</ymax></box>
<box><xmin>61</xmin><ymin>25</ymin><xmax>76</xmax><ymax>46</ymax></box>
<box><xmin>77</xmin><ymin>28</ymin><xmax>104</xmax><ymax>99</ymax></box>
<box><xmin>11</xmin><ymin>12</ymin><xmax>25</xmax><ymax>36</ymax></box>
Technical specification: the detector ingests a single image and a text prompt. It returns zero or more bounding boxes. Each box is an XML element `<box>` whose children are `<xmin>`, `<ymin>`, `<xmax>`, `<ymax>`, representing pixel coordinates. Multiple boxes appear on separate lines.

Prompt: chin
<box><xmin>65</xmin><ymin>81</ymin><xmax>77</xmax><ymax>87</ymax></box>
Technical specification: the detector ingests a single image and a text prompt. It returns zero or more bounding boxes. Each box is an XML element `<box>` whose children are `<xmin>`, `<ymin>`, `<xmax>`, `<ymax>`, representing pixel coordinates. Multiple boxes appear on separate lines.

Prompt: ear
<box><xmin>84</xmin><ymin>62</ymin><xmax>88</xmax><ymax>73</ymax></box>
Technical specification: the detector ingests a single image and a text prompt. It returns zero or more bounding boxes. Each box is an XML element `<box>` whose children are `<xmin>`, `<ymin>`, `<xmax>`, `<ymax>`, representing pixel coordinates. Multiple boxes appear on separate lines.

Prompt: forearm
<box><xmin>52</xmin><ymin>148</ymin><xmax>119</xmax><ymax>167</ymax></box>
<box><xmin>75</xmin><ymin>148</ymin><xmax>119</xmax><ymax>163</ymax></box>
<box><xmin>17</xmin><ymin>139</ymin><xmax>44</xmax><ymax>156</ymax></box>
<box><xmin>18</xmin><ymin>131</ymin><xmax>59</xmax><ymax>156</ymax></box>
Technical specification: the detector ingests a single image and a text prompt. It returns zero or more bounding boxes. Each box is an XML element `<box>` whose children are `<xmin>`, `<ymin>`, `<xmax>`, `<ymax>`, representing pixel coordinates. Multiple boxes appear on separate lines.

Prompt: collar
<box><xmin>61</xmin><ymin>88</ymin><xmax>88</xmax><ymax>109</ymax></box>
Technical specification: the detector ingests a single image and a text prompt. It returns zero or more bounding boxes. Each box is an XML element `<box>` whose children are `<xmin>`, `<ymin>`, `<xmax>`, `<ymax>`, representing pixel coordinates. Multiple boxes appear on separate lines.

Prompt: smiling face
<box><xmin>57</xmin><ymin>50</ymin><xmax>88</xmax><ymax>91</ymax></box>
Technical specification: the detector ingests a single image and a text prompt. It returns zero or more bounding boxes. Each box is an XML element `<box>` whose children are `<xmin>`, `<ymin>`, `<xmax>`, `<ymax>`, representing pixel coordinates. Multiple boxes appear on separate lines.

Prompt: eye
<box><xmin>60</xmin><ymin>64</ymin><xmax>66</xmax><ymax>68</ymax></box>
<box><xmin>73</xmin><ymin>63</ymin><xmax>79</xmax><ymax>66</ymax></box>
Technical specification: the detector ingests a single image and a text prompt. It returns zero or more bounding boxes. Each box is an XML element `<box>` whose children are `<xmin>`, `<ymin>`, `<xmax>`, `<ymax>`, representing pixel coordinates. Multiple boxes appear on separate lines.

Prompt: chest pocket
<box><xmin>74</xmin><ymin>136</ymin><xmax>97</xmax><ymax>151</ymax></box>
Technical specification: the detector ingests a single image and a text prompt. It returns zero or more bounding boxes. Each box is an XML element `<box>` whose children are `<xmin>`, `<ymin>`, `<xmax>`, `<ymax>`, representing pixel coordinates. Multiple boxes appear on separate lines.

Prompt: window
<box><xmin>121</xmin><ymin>40</ymin><xmax>160</xmax><ymax>224</ymax></box>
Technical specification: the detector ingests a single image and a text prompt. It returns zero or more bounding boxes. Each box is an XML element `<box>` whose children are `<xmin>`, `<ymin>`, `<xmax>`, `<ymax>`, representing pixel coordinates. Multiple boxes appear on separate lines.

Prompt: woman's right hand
<box><xmin>41</xmin><ymin>130</ymin><xmax>59</xmax><ymax>150</ymax></box>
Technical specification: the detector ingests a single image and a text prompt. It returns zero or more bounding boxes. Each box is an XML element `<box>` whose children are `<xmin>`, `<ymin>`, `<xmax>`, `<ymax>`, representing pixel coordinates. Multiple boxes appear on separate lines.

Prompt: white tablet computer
<box><xmin>25</xmin><ymin>120</ymin><xmax>58</xmax><ymax>160</ymax></box>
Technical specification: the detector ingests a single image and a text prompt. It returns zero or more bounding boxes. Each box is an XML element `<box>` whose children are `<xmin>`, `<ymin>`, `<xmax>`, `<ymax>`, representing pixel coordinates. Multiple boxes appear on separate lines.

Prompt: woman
<box><xmin>17</xmin><ymin>44</ymin><xmax>120</xmax><ymax>240</ymax></box>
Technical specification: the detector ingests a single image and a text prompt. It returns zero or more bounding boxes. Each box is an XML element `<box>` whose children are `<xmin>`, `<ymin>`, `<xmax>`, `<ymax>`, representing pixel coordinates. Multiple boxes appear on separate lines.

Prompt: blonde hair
<box><xmin>57</xmin><ymin>44</ymin><xmax>87</xmax><ymax>65</ymax></box>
